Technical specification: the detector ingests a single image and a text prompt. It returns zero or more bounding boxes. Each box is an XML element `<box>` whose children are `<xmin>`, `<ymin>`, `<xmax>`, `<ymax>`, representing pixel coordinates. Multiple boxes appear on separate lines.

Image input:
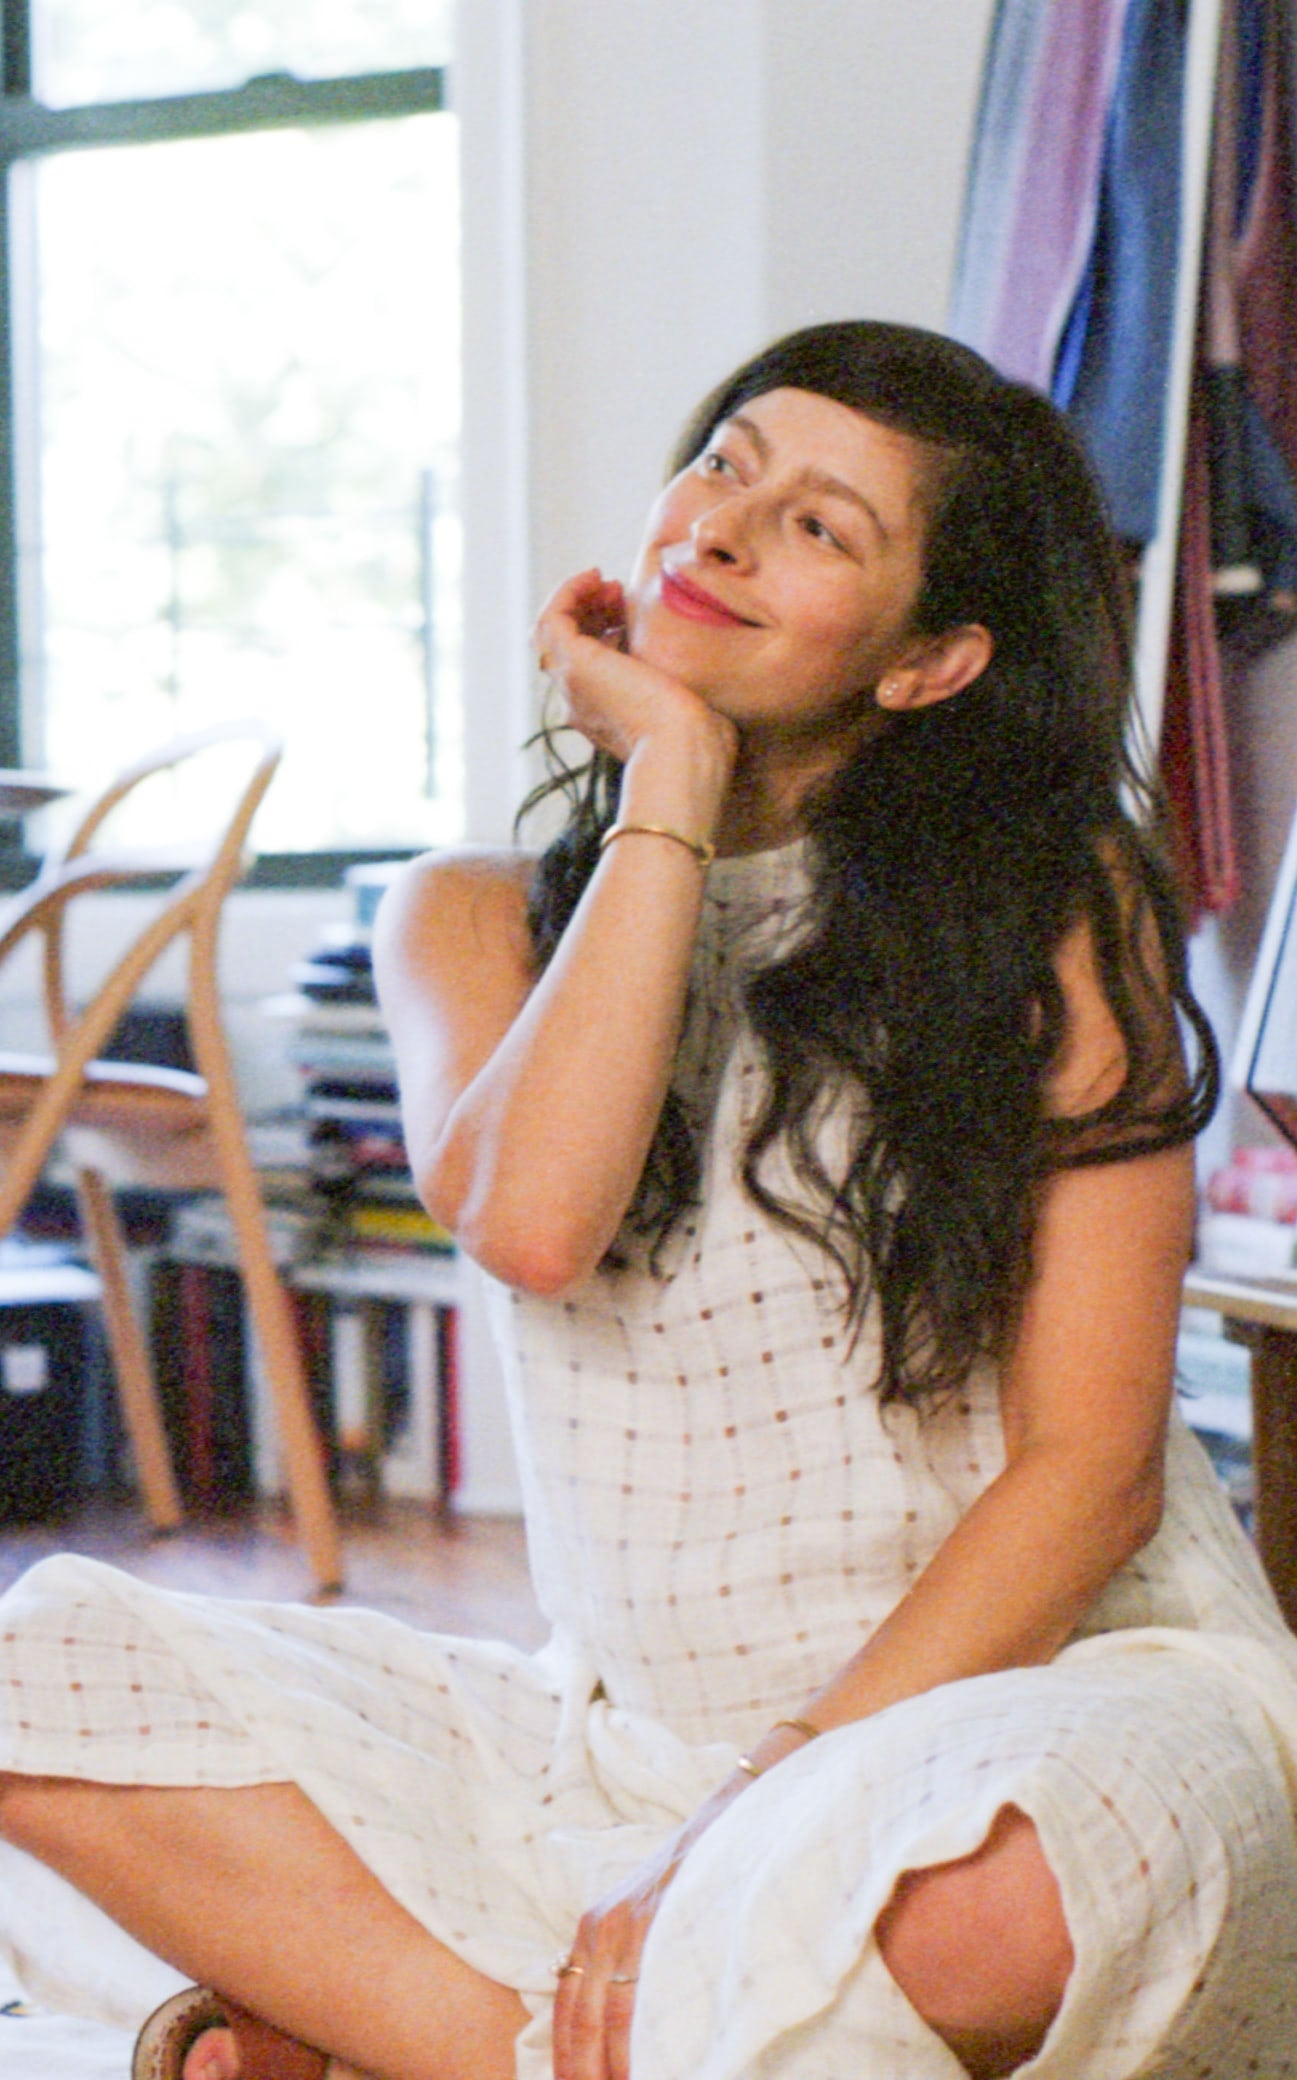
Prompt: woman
<box><xmin>1</xmin><ymin>320</ymin><xmax>1297</xmax><ymax>2080</ymax></box>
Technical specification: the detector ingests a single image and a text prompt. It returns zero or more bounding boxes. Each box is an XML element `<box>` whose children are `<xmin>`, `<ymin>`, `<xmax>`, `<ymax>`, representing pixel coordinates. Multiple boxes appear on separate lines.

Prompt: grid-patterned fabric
<box><xmin>3</xmin><ymin>842</ymin><xmax>1297</xmax><ymax>2076</ymax></box>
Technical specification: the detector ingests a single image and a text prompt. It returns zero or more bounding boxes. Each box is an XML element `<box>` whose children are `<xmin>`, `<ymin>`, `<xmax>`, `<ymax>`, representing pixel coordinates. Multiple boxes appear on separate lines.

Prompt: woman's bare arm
<box><xmin>795</xmin><ymin>1139</ymin><xmax>1188</xmax><ymax>1731</ymax></box>
<box><xmin>373</xmin><ymin>570</ymin><xmax>736</xmax><ymax>1293</ymax></box>
<box><xmin>787</xmin><ymin>907</ymin><xmax>1187</xmax><ymax>1727</ymax></box>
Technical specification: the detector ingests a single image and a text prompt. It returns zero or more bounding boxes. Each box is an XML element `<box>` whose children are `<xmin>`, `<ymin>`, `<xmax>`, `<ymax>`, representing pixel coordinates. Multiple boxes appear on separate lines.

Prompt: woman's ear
<box><xmin>876</xmin><ymin>624</ymin><xmax>994</xmax><ymax>713</ymax></box>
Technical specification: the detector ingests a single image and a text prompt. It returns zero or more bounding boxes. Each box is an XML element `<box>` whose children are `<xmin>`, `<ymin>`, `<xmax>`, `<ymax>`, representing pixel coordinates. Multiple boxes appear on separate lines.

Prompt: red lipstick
<box><xmin>660</xmin><ymin>569</ymin><xmax>754</xmax><ymax>627</ymax></box>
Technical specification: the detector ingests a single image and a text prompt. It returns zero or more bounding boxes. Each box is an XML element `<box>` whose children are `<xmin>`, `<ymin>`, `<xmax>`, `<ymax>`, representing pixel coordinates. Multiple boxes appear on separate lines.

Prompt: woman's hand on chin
<box><xmin>535</xmin><ymin>567</ymin><xmax>736</xmax><ymax>773</ymax></box>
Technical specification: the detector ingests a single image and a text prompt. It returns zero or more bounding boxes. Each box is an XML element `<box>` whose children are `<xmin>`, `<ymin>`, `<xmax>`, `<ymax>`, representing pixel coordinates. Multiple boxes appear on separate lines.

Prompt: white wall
<box><xmin>522</xmin><ymin>0</ymin><xmax>994</xmax><ymax>601</ymax></box>
<box><xmin>761</xmin><ymin>1</ymin><xmax>995</xmax><ymax>337</ymax></box>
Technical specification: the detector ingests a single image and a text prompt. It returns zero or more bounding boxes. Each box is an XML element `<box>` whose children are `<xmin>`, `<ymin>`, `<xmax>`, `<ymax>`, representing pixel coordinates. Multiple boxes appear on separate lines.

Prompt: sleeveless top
<box><xmin>488</xmin><ymin>840</ymin><xmax>1297</xmax><ymax>1753</ymax></box>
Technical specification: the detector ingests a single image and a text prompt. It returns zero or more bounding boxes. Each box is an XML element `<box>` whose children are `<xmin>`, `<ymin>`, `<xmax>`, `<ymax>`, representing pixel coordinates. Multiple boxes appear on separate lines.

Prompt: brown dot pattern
<box><xmin>3</xmin><ymin>843</ymin><xmax>1297</xmax><ymax>2071</ymax></box>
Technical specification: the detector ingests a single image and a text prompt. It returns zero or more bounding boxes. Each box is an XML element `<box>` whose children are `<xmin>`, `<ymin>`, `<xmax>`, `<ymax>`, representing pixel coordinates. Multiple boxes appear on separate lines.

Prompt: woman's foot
<box><xmin>134</xmin><ymin>1986</ymin><xmax>332</xmax><ymax>2080</ymax></box>
<box><xmin>181</xmin><ymin>2035</ymin><xmax>355</xmax><ymax>2080</ymax></box>
<box><xmin>181</xmin><ymin>2025</ymin><xmax>240</xmax><ymax>2080</ymax></box>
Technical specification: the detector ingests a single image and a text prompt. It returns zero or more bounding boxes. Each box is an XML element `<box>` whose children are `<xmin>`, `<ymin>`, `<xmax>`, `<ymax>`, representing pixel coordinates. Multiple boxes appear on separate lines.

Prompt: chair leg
<box><xmin>200</xmin><ymin>1132</ymin><xmax>344</xmax><ymax>1594</ymax></box>
<box><xmin>240</xmin><ymin>1232</ymin><xmax>345</xmax><ymax>1595</ymax></box>
<box><xmin>74</xmin><ymin>1170</ymin><xmax>183</xmax><ymax>1532</ymax></box>
<box><xmin>186</xmin><ymin>926</ymin><xmax>344</xmax><ymax>1595</ymax></box>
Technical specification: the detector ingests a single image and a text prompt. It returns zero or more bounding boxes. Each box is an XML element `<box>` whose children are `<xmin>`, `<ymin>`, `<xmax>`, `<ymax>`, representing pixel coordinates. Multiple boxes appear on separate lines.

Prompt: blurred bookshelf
<box><xmin>154</xmin><ymin>857</ymin><xmax>463</xmax><ymax>1516</ymax></box>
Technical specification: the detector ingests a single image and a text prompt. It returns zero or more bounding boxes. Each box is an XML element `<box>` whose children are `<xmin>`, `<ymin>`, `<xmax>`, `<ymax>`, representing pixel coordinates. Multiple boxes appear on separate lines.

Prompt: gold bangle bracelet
<box><xmin>598</xmin><ymin>822</ymin><xmax>716</xmax><ymax>869</ymax></box>
<box><xmin>772</xmin><ymin>1717</ymin><xmax>822</xmax><ymax>1744</ymax></box>
<box><xmin>735</xmin><ymin>1753</ymin><xmax>763</xmax><ymax>1778</ymax></box>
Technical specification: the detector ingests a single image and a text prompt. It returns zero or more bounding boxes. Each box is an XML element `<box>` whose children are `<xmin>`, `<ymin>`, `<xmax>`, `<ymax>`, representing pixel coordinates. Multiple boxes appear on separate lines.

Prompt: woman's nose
<box><xmin>692</xmin><ymin>494</ymin><xmax>755</xmax><ymax>566</ymax></box>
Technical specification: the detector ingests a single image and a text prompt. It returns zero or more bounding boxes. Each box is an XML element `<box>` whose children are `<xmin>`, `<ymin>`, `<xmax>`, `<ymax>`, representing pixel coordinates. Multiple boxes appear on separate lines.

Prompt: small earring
<box><xmin>878</xmin><ymin>678</ymin><xmax>900</xmax><ymax>707</ymax></box>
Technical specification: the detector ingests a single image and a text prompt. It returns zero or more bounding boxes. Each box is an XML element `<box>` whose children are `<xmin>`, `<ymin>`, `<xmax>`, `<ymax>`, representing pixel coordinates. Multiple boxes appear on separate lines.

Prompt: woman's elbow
<box><xmin>455</xmin><ymin>1217</ymin><xmax>602</xmax><ymax>1297</ymax></box>
<box><xmin>414</xmin><ymin>1150</ymin><xmax>603</xmax><ymax>1296</ymax></box>
<box><xmin>465</xmin><ymin>1215</ymin><xmax>598</xmax><ymax>1295</ymax></box>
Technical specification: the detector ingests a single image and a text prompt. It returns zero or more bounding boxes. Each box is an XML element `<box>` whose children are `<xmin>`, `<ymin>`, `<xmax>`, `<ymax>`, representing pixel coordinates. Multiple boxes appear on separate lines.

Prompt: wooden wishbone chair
<box><xmin>0</xmin><ymin>723</ymin><xmax>342</xmax><ymax>1592</ymax></box>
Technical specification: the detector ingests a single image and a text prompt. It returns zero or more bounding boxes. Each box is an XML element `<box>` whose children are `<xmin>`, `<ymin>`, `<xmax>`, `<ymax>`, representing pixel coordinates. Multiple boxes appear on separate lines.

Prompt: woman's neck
<box><xmin>714</xmin><ymin>781</ymin><xmax>806</xmax><ymax>857</ymax></box>
<box><xmin>713</xmin><ymin>715</ymin><xmax>875</xmax><ymax>857</ymax></box>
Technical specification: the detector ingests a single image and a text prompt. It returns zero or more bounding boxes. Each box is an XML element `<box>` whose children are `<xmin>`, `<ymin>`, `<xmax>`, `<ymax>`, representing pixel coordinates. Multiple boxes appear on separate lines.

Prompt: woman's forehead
<box><xmin>713</xmin><ymin>388</ymin><xmax>932</xmax><ymax>525</ymax></box>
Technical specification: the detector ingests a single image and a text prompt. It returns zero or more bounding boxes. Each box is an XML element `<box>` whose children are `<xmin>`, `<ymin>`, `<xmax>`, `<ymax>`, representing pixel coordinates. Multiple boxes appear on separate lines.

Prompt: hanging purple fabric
<box><xmin>949</xmin><ymin>0</ymin><xmax>1132</xmax><ymax>389</ymax></box>
<box><xmin>948</xmin><ymin>2</ymin><xmax>1056</xmax><ymax>355</ymax></box>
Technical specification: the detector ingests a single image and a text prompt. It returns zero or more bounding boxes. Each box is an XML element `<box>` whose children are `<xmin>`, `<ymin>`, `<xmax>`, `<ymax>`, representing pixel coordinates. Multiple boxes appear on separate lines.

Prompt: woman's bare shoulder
<box><xmin>1045</xmin><ymin>848</ymin><xmax>1178</xmax><ymax>1122</ymax></box>
<box><xmin>384</xmin><ymin>843</ymin><xmax>536</xmax><ymax>902</ymax></box>
<box><xmin>373</xmin><ymin>846</ymin><xmax>538</xmax><ymax>1008</ymax></box>
<box><xmin>377</xmin><ymin>846</ymin><xmax>535</xmax><ymax>949</ymax></box>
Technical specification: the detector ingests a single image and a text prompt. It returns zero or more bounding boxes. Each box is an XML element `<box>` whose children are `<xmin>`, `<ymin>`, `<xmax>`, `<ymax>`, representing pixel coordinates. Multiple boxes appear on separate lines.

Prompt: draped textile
<box><xmin>951</xmin><ymin>0</ymin><xmax>1297</xmax><ymax>917</ymax></box>
<box><xmin>949</xmin><ymin>0</ymin><xmax>1178</xmax><ymax>526</ymax></box>
<box><xmin>949</xmin><ymin>0</ymin><xmax>1133</xmax><ymax>392</ymax></box>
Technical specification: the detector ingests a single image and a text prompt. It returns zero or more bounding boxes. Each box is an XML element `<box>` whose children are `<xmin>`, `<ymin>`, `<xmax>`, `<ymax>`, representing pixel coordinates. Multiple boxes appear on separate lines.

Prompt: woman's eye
<box><xmin>701</xmin><ymin>450</ymin><xmax>738</xmax><ymax>478</ymax></box>
<box><xmin>801</xmin><ymin>514</ymin><xmax>846</xmax><ymax>551</ymax></box>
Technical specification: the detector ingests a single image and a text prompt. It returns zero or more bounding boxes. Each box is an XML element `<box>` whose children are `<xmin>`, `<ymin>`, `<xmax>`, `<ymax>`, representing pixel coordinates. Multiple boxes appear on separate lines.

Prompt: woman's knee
<box><xmin>876</xmin><ymin>1804</ymin><xmax>1072</xmax><ymax>2074</ymax></box>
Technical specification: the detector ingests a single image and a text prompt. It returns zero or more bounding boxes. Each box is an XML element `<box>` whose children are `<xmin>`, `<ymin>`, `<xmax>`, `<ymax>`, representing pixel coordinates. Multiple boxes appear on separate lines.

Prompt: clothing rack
<box><xmin>1132</xmin><ymin>0</ymin><xmax>1226</xmax><ymax>748</ymax></box>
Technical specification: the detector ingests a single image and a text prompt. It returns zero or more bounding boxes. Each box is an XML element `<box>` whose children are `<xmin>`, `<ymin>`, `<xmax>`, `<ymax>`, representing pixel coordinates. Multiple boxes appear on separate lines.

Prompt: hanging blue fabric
<box><xmin>948</xmin><ymin>0</ymin><xmax>1131</xmax><ymax>390</ymax></box>
<box><xmin>1054</xmin><ymin>0</ymin><xmax>1188</xmax><ymax>544</ymax></box>
<box><xmin>947</xmin><ymin>1</ymin><xmax>1056</xmax><ymax>356</ymax></box>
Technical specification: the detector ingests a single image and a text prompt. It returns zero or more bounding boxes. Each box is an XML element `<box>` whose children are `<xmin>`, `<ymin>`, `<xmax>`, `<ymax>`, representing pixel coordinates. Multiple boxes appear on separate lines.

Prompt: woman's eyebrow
<box><xmin>726</xmin><ymin>413</ymin><xmax>889</xmax><ymax>540</ymax></box>
<box><xmin>799</xmin><ymin>466</ymin><xmax>889</xmax><ymax>541</ymax></box>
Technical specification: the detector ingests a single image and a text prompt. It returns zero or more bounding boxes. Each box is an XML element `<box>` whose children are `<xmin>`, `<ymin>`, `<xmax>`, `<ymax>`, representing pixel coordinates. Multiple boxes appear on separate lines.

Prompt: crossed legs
<box><xmin>0</xmin><ymin>1775</ymin><xmax>525</xmax><ymax>2080</ymax></box>
<box><xmin>0</xmin><ymin>1773</ymin><xmax>1070</xmax><ymax>2080</ymax></box>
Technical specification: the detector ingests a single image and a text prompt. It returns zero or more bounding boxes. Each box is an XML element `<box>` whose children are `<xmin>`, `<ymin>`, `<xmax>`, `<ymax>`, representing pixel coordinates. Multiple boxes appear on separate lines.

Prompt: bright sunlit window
<box><xmin>2</xmin><ymin>2</ymin><xmax>460</xmax><ymax>868</ymax></box>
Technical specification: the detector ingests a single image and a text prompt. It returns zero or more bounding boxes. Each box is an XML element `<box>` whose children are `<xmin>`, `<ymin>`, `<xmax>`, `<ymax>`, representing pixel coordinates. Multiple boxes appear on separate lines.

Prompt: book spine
<box><xmin>380</xmin><ymin>1298</ymin><xmax>444</xmax><ymax>1503</ymax></box>
<box><xmin>150</xmin><ymin>1261</ymin><xmax>252</xmax><ymax>1511</ymax></box>
<box><xmin>290</xmin><ymin>1286</ymin><xmax>338</xmax><ymax>1494</ymax></box>
<box><xmin>438</xmin><ymin>1302</ymin><xmax>459</xmax><ymax>1499</ymax></box>
<box><xmin>179</xmin><ymin>1263</ymin><xmax>216</xmax><ymax>1506</ymax></box>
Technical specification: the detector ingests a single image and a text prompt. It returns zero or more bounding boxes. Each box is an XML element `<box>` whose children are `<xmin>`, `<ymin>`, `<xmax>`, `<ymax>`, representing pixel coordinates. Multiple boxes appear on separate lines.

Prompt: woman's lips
<box><xmin>660</xmin><ymin>569</ymin><xmax>754</xmax><ymax>627</ymax></box>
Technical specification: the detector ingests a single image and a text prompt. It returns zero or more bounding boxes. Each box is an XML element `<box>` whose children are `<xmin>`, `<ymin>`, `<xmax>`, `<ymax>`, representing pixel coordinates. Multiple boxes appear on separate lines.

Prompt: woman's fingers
<box><xmin>604</xmin><ymin>1973</ymin><xmax>638</xmax><ymax>2080</ymax></box>
<box><xmin>553</xmin><ymin>1950</ymin><xmax>607</xmax><ymax>2080</ymax></box>
<box><xmin>534</xmin><ymin>569</ymin><xmax>627</xmax><ymax>675</ymax></box>
<box><xmin>552</xmin><ymin>1913</ymin><xmax>649</xmax><ymax>2080</ymax></box>
<box><xmin>532</xmin><ymin>564</ymin><xmax>736</xmax><ymax>779</ymax></box>
<box><xmin>554</xmin><ymin>1967</ymin><xmax>637</xmax><ymax>2080</ymax></box>
<box><xmin>533</xmin><ymin>571</ymin><xmax>652</xmax><ymax>758</ymax></box>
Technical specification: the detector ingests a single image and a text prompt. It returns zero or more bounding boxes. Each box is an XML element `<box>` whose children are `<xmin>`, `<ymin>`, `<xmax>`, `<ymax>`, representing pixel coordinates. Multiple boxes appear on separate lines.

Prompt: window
<box><xmin>0</xmin><ymin>1</ymin><xmax>457</xmax><ymax>879</ymax></box>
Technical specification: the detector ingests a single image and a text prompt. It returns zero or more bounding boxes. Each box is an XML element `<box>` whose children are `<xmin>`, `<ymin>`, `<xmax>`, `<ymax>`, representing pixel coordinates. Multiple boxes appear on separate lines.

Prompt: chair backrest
<box><xmin>0</xmin><ymin>720</ymin><xmax>281</xmax><ymax>1050</ymax></box>
<box><xmin>0</xmin><ymin>722</ymin><xmax>283</xmax><ymax>1221</ymax></box>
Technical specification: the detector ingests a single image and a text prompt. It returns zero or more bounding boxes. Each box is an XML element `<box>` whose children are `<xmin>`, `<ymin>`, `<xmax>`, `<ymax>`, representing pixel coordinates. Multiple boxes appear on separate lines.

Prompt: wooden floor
<box><xmin>0</xmin><ymin>1497</ymin><xmax>547</xmax><ymax>1645</ymax></box>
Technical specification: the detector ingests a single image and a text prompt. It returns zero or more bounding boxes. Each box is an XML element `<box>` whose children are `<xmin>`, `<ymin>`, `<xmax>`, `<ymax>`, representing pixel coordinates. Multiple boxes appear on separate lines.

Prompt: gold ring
<box><xmin>552</xmin><ymin>1954</ymin><xmax>585</xmax><ymax>1979</ymax></box>
<box><xmin>608</xmin><ymin>1972</ymin><xmax>638</xmax><ymax>1986</ymax></box>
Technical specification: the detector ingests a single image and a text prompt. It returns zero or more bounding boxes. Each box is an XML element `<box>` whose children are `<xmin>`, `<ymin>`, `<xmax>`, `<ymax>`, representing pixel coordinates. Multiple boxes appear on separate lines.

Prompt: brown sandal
<box><xmin>133</xmin><ymin>1985</ymin><xmax>332</xmax><ymax>2080</ymax></box>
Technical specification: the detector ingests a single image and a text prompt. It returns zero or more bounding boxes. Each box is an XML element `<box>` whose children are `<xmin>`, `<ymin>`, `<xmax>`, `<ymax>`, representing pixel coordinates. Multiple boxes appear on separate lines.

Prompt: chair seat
<box><xmin>0</xmin><ymin>1052</ymin><xmax>208</xmax><ymax>1132</ymax></box>
<box><xmin>0</xmin><ymin>722</ymin><xmax>343</xmax><ymax>1589</ymax></box>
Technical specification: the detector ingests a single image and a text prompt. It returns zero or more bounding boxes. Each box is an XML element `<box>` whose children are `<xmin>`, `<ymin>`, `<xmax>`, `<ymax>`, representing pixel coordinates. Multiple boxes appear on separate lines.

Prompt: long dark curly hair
<box><xmin>520</xmin><ymin>320</ymin><xmax>1219</xmax><ymax>1408</ymax></box>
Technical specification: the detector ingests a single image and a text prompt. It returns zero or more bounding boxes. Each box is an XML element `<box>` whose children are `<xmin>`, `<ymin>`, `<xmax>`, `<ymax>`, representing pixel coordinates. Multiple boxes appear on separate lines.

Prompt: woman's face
<box><xmin>626</xmin><ymin>387</ymin><xmax>932</xmax><ymax>746</ymax></box>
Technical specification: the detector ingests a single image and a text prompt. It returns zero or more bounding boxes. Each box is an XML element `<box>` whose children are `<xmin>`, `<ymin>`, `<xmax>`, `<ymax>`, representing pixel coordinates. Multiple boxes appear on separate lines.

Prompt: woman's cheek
<box><xmin>624</xmin><ymin>588</ymin><xmax>671</xmax><ymax>662</ymax></box>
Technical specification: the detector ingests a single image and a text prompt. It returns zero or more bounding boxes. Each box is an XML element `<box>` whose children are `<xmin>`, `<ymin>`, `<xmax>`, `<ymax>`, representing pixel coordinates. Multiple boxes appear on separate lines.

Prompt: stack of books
<box><xmin>153</xmin><ymin>861</ymin><xmax>462</xmax><ymax>1511</ymax></box>
<box><xmin>1176</xmin><ymin>1306</ymin><xmax>1254</xmax><ymax>1531</ymax></box>
<box><xmin>264</xmin><ymin>862</ymin><xmax>452</xmax><ymax>1257</ymax></box>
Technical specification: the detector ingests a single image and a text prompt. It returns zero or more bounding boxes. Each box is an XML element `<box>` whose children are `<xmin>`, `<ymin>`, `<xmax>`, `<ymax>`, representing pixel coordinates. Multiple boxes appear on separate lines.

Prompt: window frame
<box><xmin>0</xmin><ymin>1</ymin><xmax>446</xmax><ymax>886</ymax></box>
